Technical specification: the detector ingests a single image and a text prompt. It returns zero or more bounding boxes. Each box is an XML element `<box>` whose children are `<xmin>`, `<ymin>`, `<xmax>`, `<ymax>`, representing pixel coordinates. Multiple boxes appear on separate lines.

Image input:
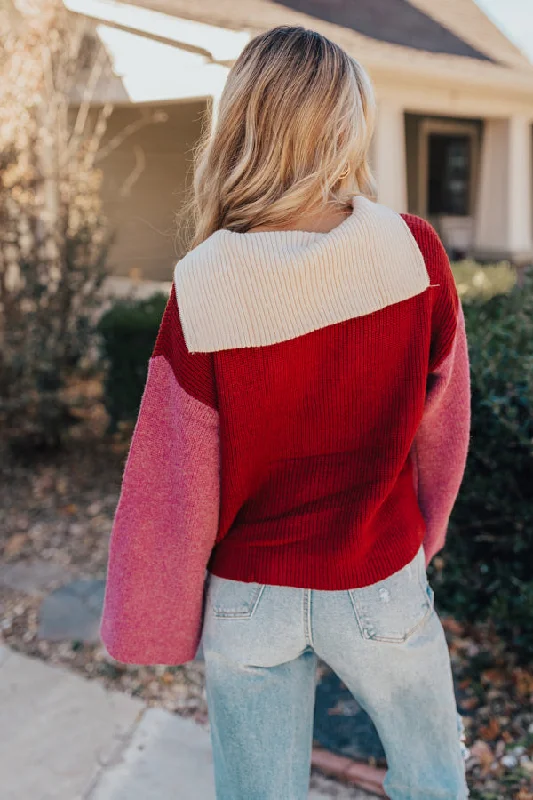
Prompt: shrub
<box><xmin>0</xmin><ymin>1</ymin><xmax>167</xmax><ymax>450</ymax></box>
<box><xmin>98</xmin><ymin>293</ymin><xmax>167</xmax><ymax>431</ymax></box>
<box><xmin>0</xmin><ymin>1</ymin><xmax>111</xmax><ymax>449</ymax></box>
<box><xmin>430</xmin><ymin>270</ymin><xmax>533</xmax><ymax>659</ymax></box>
<box><xmin>453</xmin><ymin>260</ymin><xmax>516</xmax><ymax>300</ymax></box>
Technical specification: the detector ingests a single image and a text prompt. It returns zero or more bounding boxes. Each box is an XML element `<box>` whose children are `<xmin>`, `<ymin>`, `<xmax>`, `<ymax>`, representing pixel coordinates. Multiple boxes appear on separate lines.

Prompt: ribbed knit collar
<box><xmin>216</xmin><ymin>194</ymin><xmax>361</xmax><ymax>248</ymax></box>
<box><xmin>174</xmin><ymin>195</ymin><xmax>430</xmax><ymax>353</ymax></box>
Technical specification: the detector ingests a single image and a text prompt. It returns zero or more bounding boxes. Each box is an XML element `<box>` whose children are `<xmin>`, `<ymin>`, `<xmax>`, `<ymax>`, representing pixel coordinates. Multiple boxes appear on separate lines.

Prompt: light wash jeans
<box><xmin>202</xmin><ymin>545</ymin><xmax>469</xmax><ymax>800</ymax></box>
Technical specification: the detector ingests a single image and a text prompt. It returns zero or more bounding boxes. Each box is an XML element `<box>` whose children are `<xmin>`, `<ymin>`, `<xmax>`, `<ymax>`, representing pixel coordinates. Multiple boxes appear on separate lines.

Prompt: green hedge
<box><xmin>98</xmin><ymin>293</ymin><xmax>167</xmax><ymax>431</ymax></box>
<box><xmin>430</xmin><ymin>270</ymin><xmax>533</xmax><ymax>659</ymax></box>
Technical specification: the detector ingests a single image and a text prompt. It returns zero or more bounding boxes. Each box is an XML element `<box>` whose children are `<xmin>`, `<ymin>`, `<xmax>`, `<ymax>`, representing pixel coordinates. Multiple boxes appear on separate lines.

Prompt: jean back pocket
<box><xmin>207</xmin><ymin>574</ymin><xmax>266</xmax><ymax>619</ymax></box>
<box><xmin>348</xmin><ymin>547</ymin><xmax>434</xmax><ymax>643</ymax></box>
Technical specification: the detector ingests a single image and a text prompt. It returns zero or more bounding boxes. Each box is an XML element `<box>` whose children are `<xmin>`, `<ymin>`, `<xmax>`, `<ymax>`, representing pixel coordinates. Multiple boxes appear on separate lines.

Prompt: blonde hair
<box><xmin>190</xmin><ymin>26</ymin><xmax>376</xmax><ymax>246</ymax></box>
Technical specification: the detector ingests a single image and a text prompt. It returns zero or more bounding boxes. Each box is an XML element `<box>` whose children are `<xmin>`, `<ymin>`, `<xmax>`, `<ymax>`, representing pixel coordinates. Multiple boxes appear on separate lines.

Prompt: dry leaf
<box><xmin>515</xmin><ymin>789</ymin><xmax>533</xmax><ymax>800</ymax></box>
<box><xmin>470</xmin><ymin>740</ymin><xmax>494</xmax><ymax>776</ymax></box>
<box><xmin>4</xmin><ymin>532</ymin><xmax>28</xmax><ymax>558</ymax></box>
<box><xmin>55</xmin><ymin>477</ymin><xmax>68</xmax><ymax>494</ymax></box>
<box><xmin>442</xmin><ymin>618</ymin><xmax>465</xmax><ymax>636</ymax></box>
<box><xmin>479</xmin><ymin>718</ymin><xmax>501</xmax><ymax>741</ymax></box>
<box><xmin>481</xmin><ymin>669</ymin><xmax>508</xmax><ymax>688</ymax></box>
<box><xmin>460</xmin><ymin>696</ymin><xmax>479</xmax><ymax>711</ymax></box>
<box><xmin>512</xmin><ymin>668</ymin><xmax>533</xmax><ymax>698</ymax></box>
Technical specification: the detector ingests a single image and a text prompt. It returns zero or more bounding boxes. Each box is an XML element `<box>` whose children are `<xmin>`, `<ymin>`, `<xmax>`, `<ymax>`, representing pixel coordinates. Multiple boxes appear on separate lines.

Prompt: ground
<box><xmin>1</xmin><ymin>420</ymin><xmax>532</xmax><ymax>799</ymax></box>
<box><xmin>0</xmin><ymin>643</ymin><xmax>378</xmax><ymax>800</ymax></box>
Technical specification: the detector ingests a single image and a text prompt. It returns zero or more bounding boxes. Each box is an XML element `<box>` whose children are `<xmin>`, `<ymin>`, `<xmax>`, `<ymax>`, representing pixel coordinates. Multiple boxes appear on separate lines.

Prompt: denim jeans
<box><xmin>202</xmin><ymin>545</ymin><xmax>469</xmax><ymax>800</ymax></box>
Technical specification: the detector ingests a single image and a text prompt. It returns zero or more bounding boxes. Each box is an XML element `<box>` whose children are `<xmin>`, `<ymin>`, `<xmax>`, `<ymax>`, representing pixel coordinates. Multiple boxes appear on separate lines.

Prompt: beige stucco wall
<box><xmin>377</xmin><ymin>83</ymin><xmax>533</xmax><ymax>260</ymax></box>
<box><xmin>95</xmin><ymin>84</ymin><xmax>532</xmax><ymax>276</ymax></box>
<box><xmin>100</xmin><ymin>100</ymin><xmax>207</xmax><ymax>281</ymax></box>
<box><xmin>475</xmin><ymin>116</ymin><xmax>533</xmax><ymax>261</ymax></box>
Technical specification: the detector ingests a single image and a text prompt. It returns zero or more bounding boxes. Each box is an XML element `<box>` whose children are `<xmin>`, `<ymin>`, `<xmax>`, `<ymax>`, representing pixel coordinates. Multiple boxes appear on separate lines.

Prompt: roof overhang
<box><xmin>64</xmin><ymin>0</ymin><xmax>250</xmax><ymax>104</ymax></box>
<box><xmin>63</xmin><ymin>0</ymin><xmax>533</xmax><ymax>109</ymax></box>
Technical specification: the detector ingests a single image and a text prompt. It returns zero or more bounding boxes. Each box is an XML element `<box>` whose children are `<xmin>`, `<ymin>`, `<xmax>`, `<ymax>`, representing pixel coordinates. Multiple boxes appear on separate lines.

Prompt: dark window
<box><xmin>428</xmin><ymin>134</ymin><xmax>472</xmax><ymax>216</ymax></box>
<box><xmin>274</xmin><ymin>0</ymin><xmax>492</xmax><ymax>61</ymax></box>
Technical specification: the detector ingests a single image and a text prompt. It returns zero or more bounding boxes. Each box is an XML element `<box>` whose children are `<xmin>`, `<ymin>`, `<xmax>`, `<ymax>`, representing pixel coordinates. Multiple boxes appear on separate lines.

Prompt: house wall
<box><xmin>474</xmin><ymin>117</ymin><xmax>533</xmax><ymax>262</ymax></box>
<box><xmin>100</xmin><ymin>100</ymin><xmax>208</xmax><ymax>281</ymax></box>
<box><xmin>375</xmin><ymin>78</ymin><xmax>533</xmax><ymax>261</ymax></box>
<box><xmin>96</xmin><ymin>82</ymin><xmax>532</xmax><ymax>278</ymax></box>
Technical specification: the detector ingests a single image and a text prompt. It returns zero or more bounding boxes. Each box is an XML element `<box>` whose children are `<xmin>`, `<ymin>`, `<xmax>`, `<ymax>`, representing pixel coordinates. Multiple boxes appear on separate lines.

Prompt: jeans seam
<box><xmin>303</xmin><ymin>589</ymin><xmax>313</xmax><ymax>647</ymax></box>
<box><xmin>347</xmin><ymin>589</ymin><xmax>367</xmax><ymax>639</ymax></box>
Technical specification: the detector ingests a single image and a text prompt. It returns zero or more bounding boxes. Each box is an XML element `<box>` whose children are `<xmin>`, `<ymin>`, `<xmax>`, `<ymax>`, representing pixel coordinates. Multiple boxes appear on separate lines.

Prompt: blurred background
<box><xmin>0</xmin><ymin>2</ymin><xmax>532</xmax><ymax>799</ymax></box>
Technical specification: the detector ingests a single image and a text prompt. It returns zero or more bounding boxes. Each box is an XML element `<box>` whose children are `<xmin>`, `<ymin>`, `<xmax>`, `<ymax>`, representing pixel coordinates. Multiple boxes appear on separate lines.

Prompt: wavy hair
<box><xmin>189</xmin><ymin>26</ymin><xmax>376</xmax><ymax>246</ymax></box>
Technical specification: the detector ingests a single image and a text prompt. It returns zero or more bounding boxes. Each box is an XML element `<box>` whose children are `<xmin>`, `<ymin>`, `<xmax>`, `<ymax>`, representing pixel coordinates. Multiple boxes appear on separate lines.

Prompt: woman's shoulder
<box><xmin>400</xmin><ymin>214</ymin><xmax>446</xmax><ymax>261</ymax></box>
<box><xmin>400</xmin><ymin>213</ymin><xmax>454</xmax><ymax>288</ymax></box>
<box><xmin>174</xmin><ymin>229</ymin><xmax>225</xmax><ymax>278</ymax></box>
<box><xmin>172</xmin><ymin>230</ymin><xmax>236</xmax><ymax>354</ymax></box>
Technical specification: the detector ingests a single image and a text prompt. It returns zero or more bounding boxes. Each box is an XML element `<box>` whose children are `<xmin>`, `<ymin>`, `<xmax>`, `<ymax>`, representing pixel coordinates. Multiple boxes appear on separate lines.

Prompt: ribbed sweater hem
<box><xmin>206</xmin><ymin>525</ymin><xmax>426</xmax><ymax>590</ymax></box>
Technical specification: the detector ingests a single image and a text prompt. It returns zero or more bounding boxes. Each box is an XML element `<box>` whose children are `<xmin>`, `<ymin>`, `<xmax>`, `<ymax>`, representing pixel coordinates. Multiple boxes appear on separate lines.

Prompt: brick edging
<box><xmin>311</xmin><ymin>747</ymin><xmax>388</xmax><ymax>797</ymax></box>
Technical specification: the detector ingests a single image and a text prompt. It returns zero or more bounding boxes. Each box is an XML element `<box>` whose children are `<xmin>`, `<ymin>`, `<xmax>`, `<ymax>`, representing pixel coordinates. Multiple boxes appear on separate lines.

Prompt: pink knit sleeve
<box><xmin>100</xmin><ymin>286</ymin><xmax>220</xmax><ymax>665</ymax></box>
<box><xmin>411</xmin><ymin>301</ymin><xmax>471</xmax><ymax>565</ymax></box>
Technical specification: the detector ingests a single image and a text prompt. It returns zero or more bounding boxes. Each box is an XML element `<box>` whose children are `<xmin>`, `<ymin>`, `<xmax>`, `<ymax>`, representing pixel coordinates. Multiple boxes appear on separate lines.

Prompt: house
<box><xmin>65</xmin><ymin>0</ymin><xmax>533</xmax><ymax>280</ymax></box>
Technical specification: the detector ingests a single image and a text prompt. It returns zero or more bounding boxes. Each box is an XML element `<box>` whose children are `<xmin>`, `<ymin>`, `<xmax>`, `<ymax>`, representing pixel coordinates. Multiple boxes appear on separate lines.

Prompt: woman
<box><xmin>101</xmin><ymin>26</ymin><xmax>471</xmax><ymax>800</ymax></box>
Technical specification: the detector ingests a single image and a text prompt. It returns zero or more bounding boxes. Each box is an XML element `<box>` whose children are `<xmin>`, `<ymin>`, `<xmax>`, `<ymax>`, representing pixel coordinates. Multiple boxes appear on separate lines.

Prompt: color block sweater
<box><xmin>100</xmin><ymin>195</ymin><xmax>471</xmax><ymax>665</ymax></box>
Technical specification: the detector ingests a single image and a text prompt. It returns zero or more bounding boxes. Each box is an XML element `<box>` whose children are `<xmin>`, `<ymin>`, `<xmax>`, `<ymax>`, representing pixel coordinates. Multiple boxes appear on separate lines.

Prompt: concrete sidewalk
<box><xmin>0</xmin><ymin>645</ymin><xmax>373</xmax><ymax>799</ymax></box>
<box><xmin>0</xmin><ymin>645</ymin><xmax>142</xmax><ymax>800</ymax></box>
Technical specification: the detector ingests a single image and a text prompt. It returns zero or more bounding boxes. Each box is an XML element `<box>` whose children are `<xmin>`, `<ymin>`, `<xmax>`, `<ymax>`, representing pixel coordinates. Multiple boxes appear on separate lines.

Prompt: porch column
<box><xmin>475</xmin><ymin>115</ymin><xmax>532</xmax><ymax>262</ymax></box>
<box><xmin>508</xmin><ymin>116</ymin><xmax>532</xmax><ymax>259</ymax></box>
<box><xmin>373</xmin><ymin>101</ymin><xmax>408</xmax><ymax>213</ymax></box>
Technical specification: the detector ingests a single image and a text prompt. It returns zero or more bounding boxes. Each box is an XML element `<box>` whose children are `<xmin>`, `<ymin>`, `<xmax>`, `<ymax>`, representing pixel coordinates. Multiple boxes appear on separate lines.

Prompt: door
<box><xmin>417</xmin><ymin>119</ymin><xmax>480</xmax><ymax>259</ymax></box>
<box><xmin>428</xmin><ymin>134</ymin><xmax>471</xmax><ymax>216</ymax></box>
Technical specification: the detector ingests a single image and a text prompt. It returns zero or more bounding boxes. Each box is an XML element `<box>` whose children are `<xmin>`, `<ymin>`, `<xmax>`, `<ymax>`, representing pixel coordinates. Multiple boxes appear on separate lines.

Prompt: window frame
<box><xmin>417</xmin><ymin>118</ymin><xmax>480</xmax><ymax>219</ymax></box>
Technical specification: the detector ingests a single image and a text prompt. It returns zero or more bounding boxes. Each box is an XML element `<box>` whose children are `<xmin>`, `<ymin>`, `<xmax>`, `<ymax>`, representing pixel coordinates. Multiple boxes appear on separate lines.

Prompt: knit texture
<box><xmin>175</xmin><ymin>195</ymin><xmax>430</xmax><ymax>352</ymax></box>
<box><xmin>100</xmin><ymin>197</ymin><xmax>471</xmax><ymax>665</ymax></box>
<box><xmin>411</xmin><ymin>302</ymin><xmax>471</xmax><ymax>563</ymax></box>
<box><xmin>100</xmin><ymin>357</ymin><xmax>219</xmax><ymax>664</ymax></box>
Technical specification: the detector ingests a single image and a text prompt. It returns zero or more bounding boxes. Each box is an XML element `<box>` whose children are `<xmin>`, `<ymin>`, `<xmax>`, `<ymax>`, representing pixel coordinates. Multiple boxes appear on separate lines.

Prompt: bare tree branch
<box><xmin>120</xmin><ymin>145</ymin><xmax>146</xmax><ymax>197</ymax></box>
<box><xmin>66</xmin><ymin>38</ymin><xmax>109</xmax><ymax>163</ymax></box>
<box><xmin>94</xmin><ymin>109</ymin><xmax>168</xmax><ymax>165</ymax></box>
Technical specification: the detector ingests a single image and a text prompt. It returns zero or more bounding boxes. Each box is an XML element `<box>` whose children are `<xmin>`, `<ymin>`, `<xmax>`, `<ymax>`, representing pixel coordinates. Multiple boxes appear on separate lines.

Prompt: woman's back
<box><xmin>160</xmin><ymin>195</ymin><xmax>462</xmax><ymax>591</ymax></box>
<box><xmin>100</xmin><ymin>15</ymin><xmax>468</xmax><ymax>664</ymax></box>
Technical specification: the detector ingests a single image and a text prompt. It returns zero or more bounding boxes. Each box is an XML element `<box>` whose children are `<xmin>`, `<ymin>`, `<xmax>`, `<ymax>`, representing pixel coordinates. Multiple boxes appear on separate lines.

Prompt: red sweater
<box><xmin>101</xmin><ymin>196</ymin><xmax>471</xmax><ymax>664</ymax></box>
